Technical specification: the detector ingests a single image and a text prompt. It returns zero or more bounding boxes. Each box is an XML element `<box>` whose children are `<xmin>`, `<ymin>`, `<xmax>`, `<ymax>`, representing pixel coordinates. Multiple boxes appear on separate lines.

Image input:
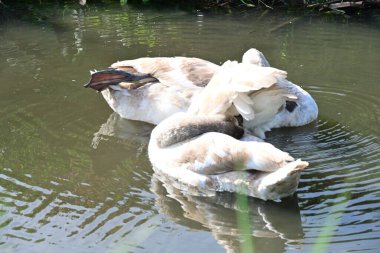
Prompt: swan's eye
<box><xmin>285</xmin><ymin>101</ymin><xmax>298</xmax><ymax>112</ymax></box>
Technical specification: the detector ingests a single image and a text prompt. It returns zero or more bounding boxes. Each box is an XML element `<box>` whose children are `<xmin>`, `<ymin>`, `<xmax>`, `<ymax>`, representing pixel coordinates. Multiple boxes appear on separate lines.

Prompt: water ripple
<box><xmin>0</xmin><ymin>3</ymin><xmax>379</xmax><ymax>253</ymax></box>
<box><xmin>262</xmin><ymin>80</ymin><xmax>380</xmax><ymax>252</ymax></box>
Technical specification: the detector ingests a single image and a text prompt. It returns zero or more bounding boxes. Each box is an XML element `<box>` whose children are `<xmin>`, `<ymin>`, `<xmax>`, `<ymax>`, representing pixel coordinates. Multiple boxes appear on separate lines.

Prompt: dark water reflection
<box><xmin>0</xmin><ymin>3</ymin><xmax>380</xmax><ymax>253</ymax></box>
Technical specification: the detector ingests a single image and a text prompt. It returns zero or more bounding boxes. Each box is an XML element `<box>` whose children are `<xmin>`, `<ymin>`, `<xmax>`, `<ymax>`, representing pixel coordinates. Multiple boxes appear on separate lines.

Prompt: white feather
<box><xmin>233</xmin><ymin>94</ymin><xmax>255</xmax><ymax>120</ymax></box>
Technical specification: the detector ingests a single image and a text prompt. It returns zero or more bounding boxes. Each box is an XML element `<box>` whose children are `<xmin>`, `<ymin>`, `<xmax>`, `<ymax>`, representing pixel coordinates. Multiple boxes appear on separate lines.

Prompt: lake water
<box><xmin>0</xmin><ymin>2</ymin><xmax>379</xmax><ymax>253</ymax></box>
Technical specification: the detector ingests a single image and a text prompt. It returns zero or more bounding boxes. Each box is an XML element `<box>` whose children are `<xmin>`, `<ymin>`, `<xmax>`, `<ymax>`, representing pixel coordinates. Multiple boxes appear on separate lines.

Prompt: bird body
<box><xmin>148</xmin><ymin>61</ymin><xmax>309</xmax><ymax>201</ymax></box>
<box><xmin>85</xmin><ymin>48</ymin><xmax>318</xmax><ymax>138</ymax></box>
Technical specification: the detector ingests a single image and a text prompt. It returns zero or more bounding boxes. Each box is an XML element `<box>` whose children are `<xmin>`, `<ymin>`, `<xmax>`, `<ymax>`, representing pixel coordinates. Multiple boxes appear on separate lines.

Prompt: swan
<box><xmin>84</xmin><ymin>48</ymin><xmax>318</xmax><ymax>138</ymax></box>
<box><xmin>148</xmin><ymin>61</ymin><xmax>309</xmax><ymax>201</ymax></box>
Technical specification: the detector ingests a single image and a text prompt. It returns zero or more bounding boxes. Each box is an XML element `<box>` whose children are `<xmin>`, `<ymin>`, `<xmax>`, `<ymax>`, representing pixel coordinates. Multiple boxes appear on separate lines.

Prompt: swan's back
<box><xmin>111</xmin><ymin>57</ymin><xmax>219</xmax><ymax>88</ymax></box>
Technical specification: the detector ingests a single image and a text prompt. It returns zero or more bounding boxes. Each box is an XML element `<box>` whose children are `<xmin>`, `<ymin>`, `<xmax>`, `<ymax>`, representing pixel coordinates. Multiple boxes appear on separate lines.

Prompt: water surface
<box><xmin>0</xmin><ymin>3</ymin><xmax>380</xmax><ymax>253</ymax></box>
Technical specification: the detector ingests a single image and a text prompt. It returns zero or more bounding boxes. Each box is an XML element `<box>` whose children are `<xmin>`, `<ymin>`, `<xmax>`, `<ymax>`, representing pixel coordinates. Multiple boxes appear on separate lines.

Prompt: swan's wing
<box><xmin>187</xmin><ymin>60</ymin><xmax>237</xmax><ymax>116</ymax></box>
<box><xmin>233</xmin><ymin>93</ymin><xmax>255</xmax><ymax>121</ymax></box>
<box><xmin>231</xmin><ymin>63</ymin><xmax>287</xmax><ymax>92</ymax></box>
<box><xmin>150</xmin><ymin>113</ymin><xmax>298</xmax><ymax>176</ymax></box>
<box><xmin>188</xmin><ymin>61</ymin><xmax>288</xmax><ymax>119</ymax></box>
<box><xmin>171</xmin><ymin>132</ymin><xmax>296</xmax><ymax>175</ymax></box>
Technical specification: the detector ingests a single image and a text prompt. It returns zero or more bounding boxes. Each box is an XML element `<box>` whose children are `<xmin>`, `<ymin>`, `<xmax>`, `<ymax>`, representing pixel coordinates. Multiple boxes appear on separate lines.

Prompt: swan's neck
<box><xmin>151</xmin><ymin>113</ymin><xmax>244</xmax><ymax>148</ymax></box>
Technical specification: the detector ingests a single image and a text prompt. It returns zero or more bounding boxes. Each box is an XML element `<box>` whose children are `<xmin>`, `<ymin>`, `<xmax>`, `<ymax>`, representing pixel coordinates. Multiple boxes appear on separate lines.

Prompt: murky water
<box><xmin>1</xmin><ymin>3</ymin><xmax>380</xmax><ymax>253</ymax></box>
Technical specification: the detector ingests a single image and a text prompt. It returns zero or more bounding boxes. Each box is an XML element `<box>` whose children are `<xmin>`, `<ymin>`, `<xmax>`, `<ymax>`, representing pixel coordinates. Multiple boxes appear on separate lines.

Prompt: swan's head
<box><xmin>262</xmin><ymin>81</ymin><xmax>318</xmax><ymax>129</ymax></box>
<box><xmin>242</xmin><ymin>48</ymin><xmax>270</xmax><ymax>67</ymax></box>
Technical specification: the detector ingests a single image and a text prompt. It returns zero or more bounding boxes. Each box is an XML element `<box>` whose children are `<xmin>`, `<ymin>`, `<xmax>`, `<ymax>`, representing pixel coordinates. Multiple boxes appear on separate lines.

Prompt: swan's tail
<box><xmin>257</xmin><ymin>159</ymin><xmax>309</xmax><ymax>200</ymax></box>
<box><xmin>208</xmin><ymin>159</ymin><xmax>308</xmax><ymax>201</ymax></box>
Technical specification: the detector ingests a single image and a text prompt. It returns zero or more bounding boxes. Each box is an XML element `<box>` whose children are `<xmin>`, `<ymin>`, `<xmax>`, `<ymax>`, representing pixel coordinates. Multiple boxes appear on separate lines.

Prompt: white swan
<box><xmin>85</xmin><ymin>48</ymin><xmax>318</xmax><ymax>138</ymax></box>
<box><xmin>148</xmin><ymin>61</ymin><xmax>309</xmax><ymax>201</ymax></box>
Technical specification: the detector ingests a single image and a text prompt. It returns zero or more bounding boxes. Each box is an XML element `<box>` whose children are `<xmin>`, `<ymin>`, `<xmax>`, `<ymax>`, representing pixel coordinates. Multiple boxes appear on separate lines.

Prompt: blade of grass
<box><xmin>236</xmin><ymin>193</ymin><xmax>255</xmax><ymax>253</ymax></box>
<box><xmin>234</xmin><ymin>160</ymin><xmax>254</xmax><ymax>253</ymax></box>
<box><xmin>311</xmin><ymin>192</ymin><xmax>351</xmax><ymax>253</ymax></box>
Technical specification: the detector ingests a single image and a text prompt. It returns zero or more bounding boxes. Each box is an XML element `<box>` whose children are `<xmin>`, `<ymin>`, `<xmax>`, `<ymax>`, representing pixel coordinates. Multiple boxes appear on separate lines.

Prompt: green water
<box><xmin>0</xmin><ymin>3</ymin><xmax>379</xmax><ymax>253</ymax></box>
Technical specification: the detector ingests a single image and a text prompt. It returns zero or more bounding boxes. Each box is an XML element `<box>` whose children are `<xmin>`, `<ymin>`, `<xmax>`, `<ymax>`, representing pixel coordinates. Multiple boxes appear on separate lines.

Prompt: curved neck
<box><xmin>153</xmin><ymin>114</ymin><xmax>244</xmax><ymax>148</ymax></box>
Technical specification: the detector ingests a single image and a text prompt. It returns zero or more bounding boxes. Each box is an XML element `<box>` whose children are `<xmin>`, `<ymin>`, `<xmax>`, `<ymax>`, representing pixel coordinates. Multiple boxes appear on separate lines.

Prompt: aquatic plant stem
<box><xmin>311</xmin><ymin>192</ymin><xmax>351</xmax><ymax>253</ymax></box>
<box><xmin>236</xmin><ymin>192</ymin><xmax>254</xmax><ymax>253</ymax></box>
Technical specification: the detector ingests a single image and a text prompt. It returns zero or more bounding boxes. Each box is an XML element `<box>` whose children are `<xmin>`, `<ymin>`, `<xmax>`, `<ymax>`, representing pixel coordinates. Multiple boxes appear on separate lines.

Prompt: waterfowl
<box><xmin>84</xmin><ymin>48</ymin><xmax>318</xmax><ymax>138</ymax></box>
<box><xmin>148</xmin><ymin>61</ymin><xmax>309</xmax><ymax>201</ymax></box>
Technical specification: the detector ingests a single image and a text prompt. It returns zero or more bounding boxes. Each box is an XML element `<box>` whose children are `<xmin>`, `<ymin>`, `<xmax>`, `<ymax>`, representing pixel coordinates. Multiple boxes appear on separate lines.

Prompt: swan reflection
<box><xmin>91</xmin><ymin>112</ymin><xmax>153</xmax><ymax>149</ymax></box>
<box><xmin>150</xmin><ymin>173</ymin><xmax>304</xmax><ymax>253</ymax></box>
